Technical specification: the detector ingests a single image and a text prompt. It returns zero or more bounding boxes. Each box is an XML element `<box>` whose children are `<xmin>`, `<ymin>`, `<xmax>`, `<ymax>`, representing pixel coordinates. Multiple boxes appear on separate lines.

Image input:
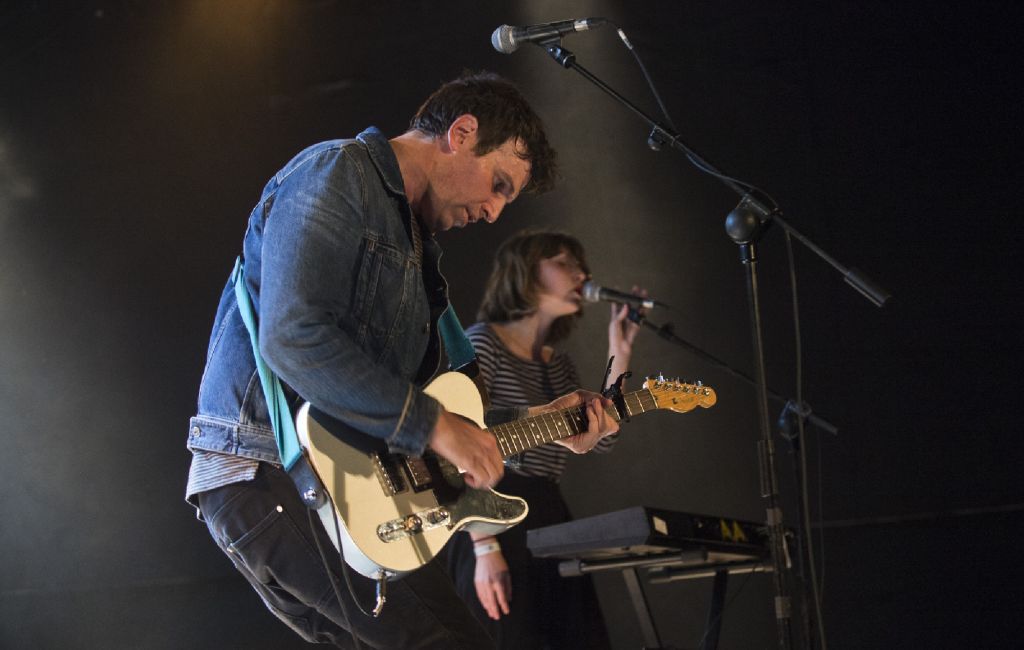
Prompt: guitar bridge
<box><xmin>377</xmin><ymin>506</ymin><xmax>451</xmax><ymax>543</ymax></box>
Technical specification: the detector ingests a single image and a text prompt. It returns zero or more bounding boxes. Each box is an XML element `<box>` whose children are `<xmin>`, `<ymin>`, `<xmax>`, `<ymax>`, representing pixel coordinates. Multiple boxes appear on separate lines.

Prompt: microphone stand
<box><xmin>632</xmin><ymin>312</ymin><xmax>838</xmax><ymax>438</ymax></box>
<box><xmin>536</xmin><ymin>39</ymin><xmax>892</xmax><ymax>650</ymax></box>
<box><xmin>631</xmin><ymin>309</ymin><xmax>832</xmax><ymax>650</ymax></box>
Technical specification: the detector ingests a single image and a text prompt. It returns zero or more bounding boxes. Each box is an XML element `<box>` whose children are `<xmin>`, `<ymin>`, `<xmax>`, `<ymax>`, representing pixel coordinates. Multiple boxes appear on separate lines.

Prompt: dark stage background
<box><xmin>2</xmin><ymin>2</ymin><xmax>1020</xmax><ymax>648</ymax></box>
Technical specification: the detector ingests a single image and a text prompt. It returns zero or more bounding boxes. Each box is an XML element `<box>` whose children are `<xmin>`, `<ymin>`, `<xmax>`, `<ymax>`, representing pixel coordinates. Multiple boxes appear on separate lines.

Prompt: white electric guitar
<box><xmin>295</xmin><ymin>372</ymin><xmax>717</xmax><ymax>579</ymax></box>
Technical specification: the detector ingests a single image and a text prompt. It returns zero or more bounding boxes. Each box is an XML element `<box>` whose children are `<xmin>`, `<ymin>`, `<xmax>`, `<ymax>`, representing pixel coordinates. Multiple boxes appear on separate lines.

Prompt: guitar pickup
<box><xmin>372</xmin><ymin>453</ymin><xmax>406</xmax><ymax>497</ymax></box>
<box><xmin>403</xmin><ymin>457</ymin><xmax>434</xmax><ymax>490</ymax></box>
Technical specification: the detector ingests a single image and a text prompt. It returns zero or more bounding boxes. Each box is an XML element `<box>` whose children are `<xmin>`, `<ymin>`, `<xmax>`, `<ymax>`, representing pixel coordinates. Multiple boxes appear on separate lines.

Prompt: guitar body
<box><xmin>295</xmin><ymin>370</ymin><xmax>717</xmax><ymax>579</ymax></box>
<box><xmin>295</xmin><ymin>372</ymin><xmax>528</xmax><ymax>579</ymax></box>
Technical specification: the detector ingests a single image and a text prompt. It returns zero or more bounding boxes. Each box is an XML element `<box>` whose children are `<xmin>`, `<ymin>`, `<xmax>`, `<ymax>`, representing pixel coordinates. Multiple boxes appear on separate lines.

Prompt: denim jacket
<box><xmin>187</xmin><ymin>128</ymin><xmax>448</xmax><ymax>463</ymax></box>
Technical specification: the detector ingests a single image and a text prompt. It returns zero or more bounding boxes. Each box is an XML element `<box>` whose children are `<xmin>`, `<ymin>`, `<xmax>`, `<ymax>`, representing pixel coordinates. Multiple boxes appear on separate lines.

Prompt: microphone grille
<box><xmin>491</xmin><ymin>25</ymin><xmax>517</xmax><ymax>53</ymax></box>
<box><xmin>581</xmin><ymin>281</ymin><xmax>601</xmax><ymax>303</ymax></box>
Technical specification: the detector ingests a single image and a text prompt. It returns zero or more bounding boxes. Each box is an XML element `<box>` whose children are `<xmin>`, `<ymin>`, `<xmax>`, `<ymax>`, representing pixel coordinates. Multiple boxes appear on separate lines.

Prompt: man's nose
<box><xmin>482</xmin><ymin>197</ymin><xmax>506</xmax><ymax>223</ymax></box>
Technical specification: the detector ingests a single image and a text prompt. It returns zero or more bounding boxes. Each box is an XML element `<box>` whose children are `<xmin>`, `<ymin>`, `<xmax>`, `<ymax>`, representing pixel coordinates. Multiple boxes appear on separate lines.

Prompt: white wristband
<box><xmin>474</xmin><ymin>541</ymin><xmax>501</xmax><ymax>557</ymax></box>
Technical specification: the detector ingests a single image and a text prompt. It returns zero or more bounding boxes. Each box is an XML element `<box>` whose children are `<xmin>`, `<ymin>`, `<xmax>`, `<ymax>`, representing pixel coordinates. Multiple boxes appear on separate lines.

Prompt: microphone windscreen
<box><xmin>491</xmin><ymin>25</ymin><xmax>517</xmax><ymax>53</ymax></box>
<box><xmin>581</xmin><ymin>281</ymin><xmax>601</xmax><ymax>303</ymax></box>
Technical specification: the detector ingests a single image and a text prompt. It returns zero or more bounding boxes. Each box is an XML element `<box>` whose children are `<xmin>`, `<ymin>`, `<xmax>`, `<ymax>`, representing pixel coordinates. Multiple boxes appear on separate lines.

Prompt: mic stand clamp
<box><xmin>541</xmin><ymin>40</ymin><xmax>575</xmax><ymax>67</ymax></box>
<box><xmin>777</xmin><ymin>400</ymin><xmax>813</xmax><ymax>442</ymax></box>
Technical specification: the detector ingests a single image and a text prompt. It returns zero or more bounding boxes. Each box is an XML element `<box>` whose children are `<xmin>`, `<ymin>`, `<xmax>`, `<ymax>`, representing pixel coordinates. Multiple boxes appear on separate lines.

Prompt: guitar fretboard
<box><xmin>489</xmin><ymin>389</ymin><xmax>659</xmax><ymax>457</ymax></box>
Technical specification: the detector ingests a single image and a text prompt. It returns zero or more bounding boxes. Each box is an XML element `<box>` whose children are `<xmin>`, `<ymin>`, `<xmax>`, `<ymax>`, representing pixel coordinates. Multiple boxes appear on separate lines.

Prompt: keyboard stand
<box><xmin>558</xmin><ymin>551</ymin><xmax>766</xmax><ymax>650</ymax></box>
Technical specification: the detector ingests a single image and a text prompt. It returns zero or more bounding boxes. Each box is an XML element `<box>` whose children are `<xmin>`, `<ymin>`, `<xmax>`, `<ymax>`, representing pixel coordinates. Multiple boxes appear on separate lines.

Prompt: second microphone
<box><xmin>582</xmin><ymin>281</ymin><xmax>665</xmax><ymax>310</ymax></box>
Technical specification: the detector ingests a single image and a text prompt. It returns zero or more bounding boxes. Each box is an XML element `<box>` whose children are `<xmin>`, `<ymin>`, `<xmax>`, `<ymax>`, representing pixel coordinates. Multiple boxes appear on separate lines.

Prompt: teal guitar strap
<box><xmin>231</xmin><ymin>258</ymin><xmax>303</xmax><ymax>471</ymax></box>
<box><xmin>438</xmin><ymin>304</ymin><xmax>477</xmax><ymax>373</ymax></box>
<box><xmin>232</xmin><ymin>256</ymin><xmax>479</xmax><ymax>471</ymax></box>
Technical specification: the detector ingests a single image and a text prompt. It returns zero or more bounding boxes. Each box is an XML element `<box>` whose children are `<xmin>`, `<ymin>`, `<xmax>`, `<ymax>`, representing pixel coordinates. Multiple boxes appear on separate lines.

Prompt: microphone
<box><xmin>582</xmin><ymin>281</ymin><xmax>665</xmax><ymax>310</ymax></box>
<box><xmin>491</xmin><ymin>17</ymin><xmax>607</xmax><ymax>54</ymax></box>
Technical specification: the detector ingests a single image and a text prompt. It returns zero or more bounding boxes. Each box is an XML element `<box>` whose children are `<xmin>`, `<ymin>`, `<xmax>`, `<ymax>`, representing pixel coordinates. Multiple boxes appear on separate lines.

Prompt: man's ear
<box><xmin>445</xmin><ymin>114</ymin><xmax>479</xmax><ymax>153</ymax></box>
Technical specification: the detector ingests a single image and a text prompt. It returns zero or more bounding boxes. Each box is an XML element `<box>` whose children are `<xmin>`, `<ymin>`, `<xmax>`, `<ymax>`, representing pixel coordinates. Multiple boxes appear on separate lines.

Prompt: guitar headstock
<box><xmin>643</xmin><ymin>375</ymin><xmax>718</xmax><ymax>413</ymax></box>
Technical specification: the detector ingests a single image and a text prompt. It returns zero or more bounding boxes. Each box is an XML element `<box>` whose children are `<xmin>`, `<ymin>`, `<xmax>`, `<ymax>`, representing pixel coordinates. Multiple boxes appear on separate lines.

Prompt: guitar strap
<box><xmin>231</xmin><ymin>258</ymin><xmax>326</xmax><ymax>509</ymax></box>
<box><xmin>438</xmin><ymin>305</ymin><xmax>475</xmax><ymax>372</ymax></box>
<box><xmin>231</xmin><ymin>255</ymin><xmax>483</xmax><ymax>500</ymax></box>
<box><xmin>438</xmin><ymin>305</ymin><xmax>491</xmax><ymax>411</ymax></box>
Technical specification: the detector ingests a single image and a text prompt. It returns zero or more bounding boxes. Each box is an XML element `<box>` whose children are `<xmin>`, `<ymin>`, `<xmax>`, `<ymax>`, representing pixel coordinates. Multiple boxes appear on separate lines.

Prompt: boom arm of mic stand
<box><xmin>538</xmin><ymin>42</ymin><xmax>891</xmax><ymax>308</ymax></box>
<box><xmin>638</xmin><ymin>316</ymin><xmax>838</xmax><ymax>436</ymax></box>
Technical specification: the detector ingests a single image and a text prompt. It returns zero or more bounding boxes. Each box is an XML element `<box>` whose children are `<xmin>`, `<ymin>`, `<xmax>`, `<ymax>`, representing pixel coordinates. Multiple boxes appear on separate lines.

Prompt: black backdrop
<box><xmin>2</xmin><ymin>2</ymin><xmax>1020</xmax><ymax>648</ymax></box>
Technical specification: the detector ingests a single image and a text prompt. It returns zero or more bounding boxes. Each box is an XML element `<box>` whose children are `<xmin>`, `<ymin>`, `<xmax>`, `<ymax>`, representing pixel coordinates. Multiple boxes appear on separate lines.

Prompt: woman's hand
<box><xmin>473</xmin><ymin>547</ymin><xmax>512</xmax><ymax>620</ymax></box>
<box><xmin>535</xmin><ymin>390</ymin><xmax>620</xmax><ymax>454</ymax></box>
<box><xmin>607</xmin><ymin>286</ymin><xmax>646</xmax><ymax>385</ymax></box>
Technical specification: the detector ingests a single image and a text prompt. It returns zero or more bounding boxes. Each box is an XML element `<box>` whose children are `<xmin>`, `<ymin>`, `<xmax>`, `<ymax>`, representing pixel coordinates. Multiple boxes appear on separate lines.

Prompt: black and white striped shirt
<box><xmin>468</xmin><ymin>322</ymin><xmax>618</xmax><ymax>482</ymax></box>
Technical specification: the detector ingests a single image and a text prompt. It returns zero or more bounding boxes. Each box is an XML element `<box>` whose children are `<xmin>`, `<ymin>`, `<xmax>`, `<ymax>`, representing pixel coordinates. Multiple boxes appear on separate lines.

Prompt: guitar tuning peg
<box><xmin>657</xmin><ymin>372</ymin><xmax>665</xmax><ymax>383</ymax></box>
<box><xmin>696</xmin><ymin>379</ymin><xmax>703</xmax><ymax>387</ymax></box>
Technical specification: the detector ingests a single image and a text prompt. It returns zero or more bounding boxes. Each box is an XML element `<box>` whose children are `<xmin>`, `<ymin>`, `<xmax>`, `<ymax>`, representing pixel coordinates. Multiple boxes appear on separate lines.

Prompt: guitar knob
<box><xmin>403</xmin><ymin>515</ymin><xmax>423</xmax><ymax>533</ymax></box>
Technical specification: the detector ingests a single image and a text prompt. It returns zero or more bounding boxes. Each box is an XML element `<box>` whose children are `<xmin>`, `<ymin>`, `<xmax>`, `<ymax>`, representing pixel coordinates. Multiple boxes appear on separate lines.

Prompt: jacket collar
<box><xmin>357</xmin><ymin>127</ymin><xmax>406</xmax><ymax>197</ymax></box>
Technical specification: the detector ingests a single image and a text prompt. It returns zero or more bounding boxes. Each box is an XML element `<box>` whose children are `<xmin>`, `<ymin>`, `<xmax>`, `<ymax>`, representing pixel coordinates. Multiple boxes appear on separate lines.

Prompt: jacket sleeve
<box><xmin>256</xmin><ymin>145</ymin><xmax>439</xmax><ymax>457</ymax></box>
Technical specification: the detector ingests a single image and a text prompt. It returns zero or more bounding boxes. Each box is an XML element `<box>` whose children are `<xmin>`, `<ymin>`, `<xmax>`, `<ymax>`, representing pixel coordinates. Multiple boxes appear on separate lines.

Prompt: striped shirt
<box><xmin>468</xmin><ymin>322</ymin><xmax>619</xmax><ymax>482</ymax></box>
<box><xmin>186</xmin><ymin>451</ymin><xmax>258</xmax><ymax>504</ymax></box>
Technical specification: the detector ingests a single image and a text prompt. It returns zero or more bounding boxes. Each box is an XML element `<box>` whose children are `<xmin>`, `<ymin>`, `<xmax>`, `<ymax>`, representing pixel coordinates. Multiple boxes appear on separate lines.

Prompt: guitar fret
<box><xmin>568</xmin><ymin>408</ymin><xmax>582</xmax><ymax>435</ymax></box>
<box><xmin>541</xmin><ymin>412</ymin><xmax>556</xmax><ymax>443</ymax></box>
<box><xmin>557</xmin><ymin>411</ymin><xmax>571</xmax><ymax>440</ymax></box>
<box><xmin>515</xmin><ymin>420</ymin><xmax>528</xmax><ymax>452</ymax></box>
<box><xmin>512</xmin><ymin>419</ymin><xmax>528</xmax><ymax>450</ymax></box>
<box><xmin>503</xmin><ymin>429</ymin><xmax>515</xmax><ymax>455</ymax></box>
<box><xmin>495</xmin><ymin>430</ymin><xmax>510</xmax><ymax>456</ymax></box>
<box><xmin>512</xmin><ymin>421</ymin><xmax>528</xmax><ymax>452</ymax></box>
<box><xmin>527</xmin><ymin>418</ymin><xmax>540</xmax><ymax>447</ymax></box>
<box><xmin>563</xmin><ymin>411</ymin><xmax>574</xmax><ymax>437</ymax></box>
<box><xmin>531</xmin><ymin>415</ymin><xmax>544</xmax><ymax>444</ymax></box>
<box><xmin>551</xmin><ymin>412</ymin><xmax>564</xmax><ymax>439</ymax></box>
<box><xmin>622</xmin><ymin>396</ymin><xmax>636</xmax><ymax>418</ymax></box>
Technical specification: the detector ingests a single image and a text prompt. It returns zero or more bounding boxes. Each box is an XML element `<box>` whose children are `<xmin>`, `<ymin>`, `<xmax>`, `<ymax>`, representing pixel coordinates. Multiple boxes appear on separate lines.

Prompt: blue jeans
<box><xmin>197</xmin><ymin>463</ymin><xmax>494</xmax><ymax>649</ymax></box>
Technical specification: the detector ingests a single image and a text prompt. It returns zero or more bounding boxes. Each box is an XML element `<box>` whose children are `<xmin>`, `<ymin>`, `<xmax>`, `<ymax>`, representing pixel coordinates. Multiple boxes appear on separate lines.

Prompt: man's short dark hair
<box><xmin>410</xmin><ymin>72</ymin><xmax>558</xmax><ymax>194</ymax></box>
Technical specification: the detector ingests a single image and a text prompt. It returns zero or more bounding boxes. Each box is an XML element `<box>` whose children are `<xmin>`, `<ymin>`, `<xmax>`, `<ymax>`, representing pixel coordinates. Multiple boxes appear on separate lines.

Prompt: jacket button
<box><xmin>191</xmin><ymin>426</ymin><xmax>201</xmax><ymax>438</ymax></box>
<box><xmin>422</xmin><ymin>322</ymin><xmax>429</xmax><ymax>333</ymax></box>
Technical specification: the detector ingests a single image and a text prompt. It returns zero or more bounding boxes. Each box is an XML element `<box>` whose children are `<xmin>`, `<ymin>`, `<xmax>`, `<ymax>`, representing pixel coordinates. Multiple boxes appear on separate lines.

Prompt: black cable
<box><xmin>784</xmin><ymin>231</ymin><xmax>828</xmax><ymax>650</ymax></box>
<box><xmin>611</xmin><ymin>23</ymin><xmax>782</xmax><ymax>214</ymax></box>
<box><xmin>815</xmin><ymin>432</ymin><xmax>826</xmax><ymax>601</ymax></box>
<box><xmin>613</xmin><ymin>26</ymin><xmax>678</xmax><ymax>132</ymax></box>
<box><xmin>308</xmin><ymin>505</ymin><xmax>367</xmax><ymax>650</ymax></box>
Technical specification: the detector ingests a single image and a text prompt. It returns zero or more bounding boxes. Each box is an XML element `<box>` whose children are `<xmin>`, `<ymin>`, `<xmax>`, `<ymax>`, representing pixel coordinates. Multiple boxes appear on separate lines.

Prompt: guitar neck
<box><xmin>488</xmin><ymin>389</ymin><xmax>657</xmax><ymax>458</ymax></box>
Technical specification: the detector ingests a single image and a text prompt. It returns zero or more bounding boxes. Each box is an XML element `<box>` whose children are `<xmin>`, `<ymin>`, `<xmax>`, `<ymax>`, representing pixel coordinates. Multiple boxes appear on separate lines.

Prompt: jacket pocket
<box><xmin>350</xmin><ymin>235</ymin><xmax>413</xmax><ymax>360</ymax></box>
